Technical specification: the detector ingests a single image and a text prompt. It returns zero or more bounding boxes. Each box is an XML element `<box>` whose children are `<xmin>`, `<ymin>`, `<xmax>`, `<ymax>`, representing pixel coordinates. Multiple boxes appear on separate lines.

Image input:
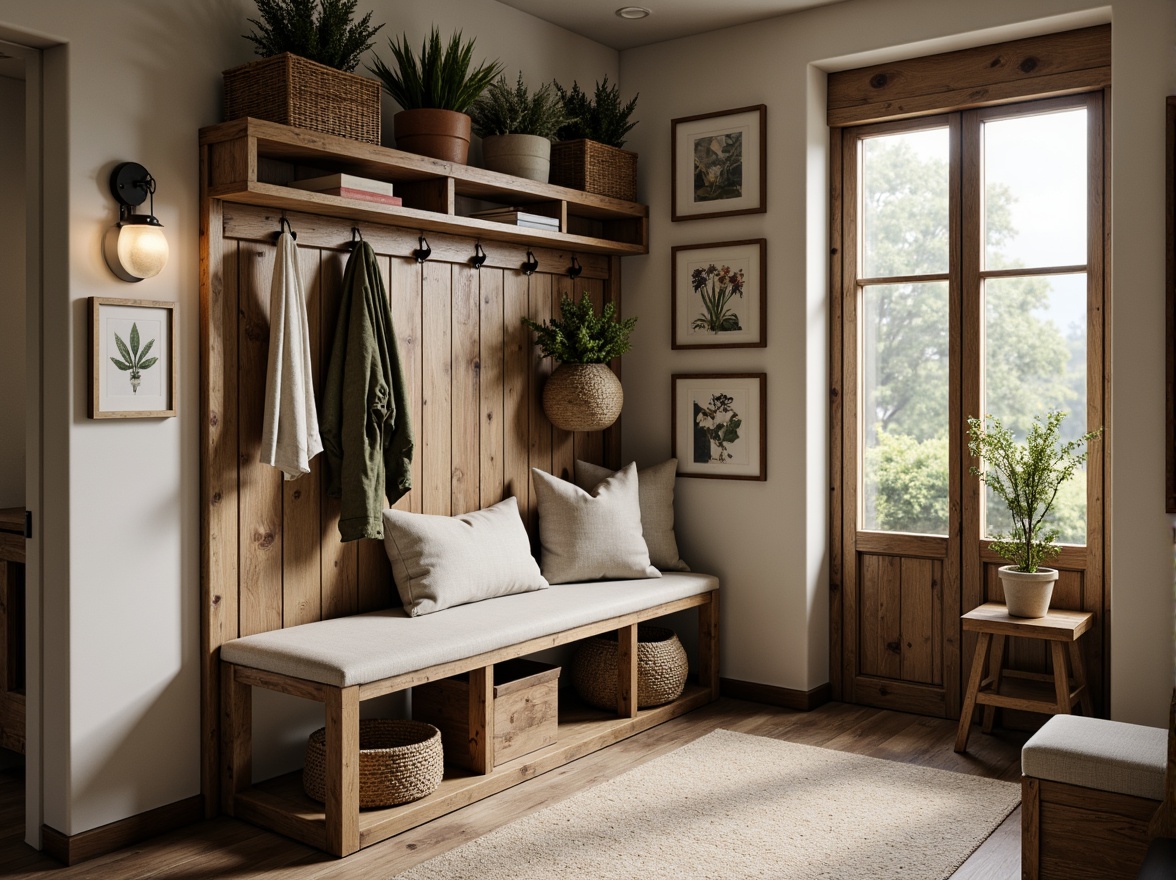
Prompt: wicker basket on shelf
<box><xmin>223</xmin><ymin>52</ymin><xmax>381</xmax><ymax>145</ymax></box>
<box><xmin>550</xmin><ymin>139</ymin><xmax>638</xmax><ymax>202</ymax></box>
<box><xmin>303</xmin><ymin>719</ymin><xmax>443</xmax><ymax>808</ymax></box>
<box><xmin>570</xmin><ymin>625</ymin><xmax>688</xmax><ymax>710</ymax></box>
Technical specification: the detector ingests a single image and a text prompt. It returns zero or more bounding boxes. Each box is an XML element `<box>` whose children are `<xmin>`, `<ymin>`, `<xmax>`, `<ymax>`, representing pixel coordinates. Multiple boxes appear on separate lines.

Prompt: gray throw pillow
<box><xmin>381</xmin><ymin>496</ymin><xmax>547</xmax><ymax>616</ymax></box>
<box><xmin>575</xmin><ymin>458</ymin><xmax>690</xmax><ymax>572</ymax></box>
<box><xmin>531</xmin><ymin>462</ymin><xmax>661</xmax><ymax>585</ymax></box>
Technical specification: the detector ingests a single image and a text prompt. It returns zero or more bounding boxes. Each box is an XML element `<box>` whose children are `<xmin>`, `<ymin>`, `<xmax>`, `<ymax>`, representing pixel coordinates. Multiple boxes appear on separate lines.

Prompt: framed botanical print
<box><xmin>672</xmin><ymin>373</ymin><xmax>766</xmax><ymax>480</ymax></box>
<box><xmin>671</xmin><ymin>105</ymin><xmax>766</xmax><ymax>221</ymax></box>
<box><xmin>90</xmin><ymin>296</ymin><xmax>177</xmax><ymax>419</ymax></box>
<box><xmin>1167</xmin><ymin>96</ymin><xmax>1176</xmax><ymax>513</ymax></box>
<box><xmin>671</xmin><ymin>239</ymin><xmax>766</xmax><ymax>349</ymax></box>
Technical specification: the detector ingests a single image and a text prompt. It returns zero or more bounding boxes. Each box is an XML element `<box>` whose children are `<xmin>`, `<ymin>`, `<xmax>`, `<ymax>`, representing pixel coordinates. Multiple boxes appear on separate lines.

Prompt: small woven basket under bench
<box><xmin>303</xmin><ymin>719</ymin><xmax>443</xmax><ymax>809</ymax></box>
<box><xmin>570</xmin><ymin>624</ymin><xmax>688</xmax><ymax>710</ymax></box>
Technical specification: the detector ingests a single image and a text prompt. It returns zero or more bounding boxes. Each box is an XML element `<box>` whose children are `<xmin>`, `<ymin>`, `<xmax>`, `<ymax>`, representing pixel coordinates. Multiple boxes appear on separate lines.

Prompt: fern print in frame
<box><xmin>672</xmin><ymin>373</ymin><xmax>766</xmax><ymax>480</ymax></box>
<box><xmin>109</xmin><ymin>322</ymin><xmax>159</xmax><ymax>394</ymax></box>
<box><xmin>90</xmin><ymin>297</ymin><xmax>176</xmax><ymax>419</ymax></box>
<box><xmin>672</xmin><ymin>239</ymin><xmax>766</xmax><ymax>349</ymax></box>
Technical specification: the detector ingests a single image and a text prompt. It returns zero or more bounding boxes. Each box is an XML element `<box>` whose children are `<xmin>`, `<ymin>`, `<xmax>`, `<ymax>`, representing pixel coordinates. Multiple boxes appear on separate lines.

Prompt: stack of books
<box><xmin>471</xmin><ymin>207</ymin><xmax>560</xmax><ymax>232</ymax></box>
<box><xmin>288</xmin><ymin>173</ymin><xmax>402</xmax><ymax>207</ymax></box>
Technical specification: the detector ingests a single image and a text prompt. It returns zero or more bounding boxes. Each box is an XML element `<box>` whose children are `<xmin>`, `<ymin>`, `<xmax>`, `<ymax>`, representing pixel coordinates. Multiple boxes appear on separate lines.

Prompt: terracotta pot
<box><xmin>481</xmin><ymin>133</ymin><xmax>551</xmax><ymax>182</ymax></box>
<box><xmin>997</xmin><ymin>565</ymin><xmax>1058</xmax><ymax>618</ymax></box>
<box><xmin>542</xmin><ymin>363</ymin><xmax>623</xmax><ymax>432</ymax></box>
<box><xmin>394</xmin><ymin>109</ymin><xmax>472</xmax><ymax>163</ymax></box>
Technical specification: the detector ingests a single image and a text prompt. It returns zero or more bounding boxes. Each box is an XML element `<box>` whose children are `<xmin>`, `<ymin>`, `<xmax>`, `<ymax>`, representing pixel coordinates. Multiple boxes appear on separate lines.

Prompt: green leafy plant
<box><xmin>695</xmin><ymin>394</ymin><xmax>741</xmax><ymax>462</ymax></box>
<box><xmin>690</xmin><ymin>263</ymin><xmax>745</xmax><ymax>333</ymax></box>
<box><xmin>966</xmin><ymin>411</ymin><xmax>1101</xmax><ymax>572</ymax></box>
<box><xmin>470</xmin><ymin>73</ymin><xmax>572</xmax><ymax>140</ymax></box>
<box><xmin>554</xmin><ymin>76</ymin><xmax>638</xmax><ymax>148</ymax></box>
<box><xmin>243</xmin><ymin>0</ymin><xmax>383</xmax><ymax>72</ymax></box>
<box><xmin>521</xmin><ymin>293</ymin><xmax>637</xmax><ymax>364</ymax></box>
<box><xmin>367</xmin><ymin>27</ymin><xmax>502</xmax><ymax>112</ymax></box>
<box><xmin>109</xmin><ymin>323</ymin><xmax>158</xmax><ymax>394</ymax></box>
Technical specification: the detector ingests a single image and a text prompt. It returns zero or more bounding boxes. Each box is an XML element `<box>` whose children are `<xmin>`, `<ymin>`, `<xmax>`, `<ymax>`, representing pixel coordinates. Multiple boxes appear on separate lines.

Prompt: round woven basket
<box><xmin>542</xmin><ymin>363</ymin><xmax>624</xmax><ymax>433</ymax></box>
<box><xmin>570</xmin><ymin>625</ymin><xmax>689</xmax><ymax>710</ymax></box>
<box><xmin>303</xmin><ymin>719</ymin><xmax>443</xmax><ymax>809</ymax></box>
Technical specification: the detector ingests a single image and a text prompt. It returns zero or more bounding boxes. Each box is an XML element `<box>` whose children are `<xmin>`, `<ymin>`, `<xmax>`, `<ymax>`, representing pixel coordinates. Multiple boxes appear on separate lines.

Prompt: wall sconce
<box><xmin>103</xmin><ymin>162</ymin><xmax>168</xmax><ymax>282</ymax></box>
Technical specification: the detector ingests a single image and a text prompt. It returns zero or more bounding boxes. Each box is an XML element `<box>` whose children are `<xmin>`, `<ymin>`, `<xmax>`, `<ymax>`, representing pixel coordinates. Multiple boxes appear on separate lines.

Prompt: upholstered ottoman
<box><xmin>1021</xmin><ymin>715</ymin><xmax>1166</xmax><ymax>879</ymax></box>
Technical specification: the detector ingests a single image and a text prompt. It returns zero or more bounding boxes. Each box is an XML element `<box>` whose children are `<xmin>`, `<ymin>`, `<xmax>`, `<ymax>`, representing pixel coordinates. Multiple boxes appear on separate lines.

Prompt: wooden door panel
<box><xmin>857</xmin><ymin>552</ymin><xmax>945</xmax><ymax>688</ymax></box>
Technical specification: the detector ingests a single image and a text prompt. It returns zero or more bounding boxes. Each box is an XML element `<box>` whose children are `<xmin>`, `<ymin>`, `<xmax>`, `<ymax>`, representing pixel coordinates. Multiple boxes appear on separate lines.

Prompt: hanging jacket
<box><xmin>320</xmin><ymin>241</ymin><xmax>413</xmax><ymax>541</ymax></box>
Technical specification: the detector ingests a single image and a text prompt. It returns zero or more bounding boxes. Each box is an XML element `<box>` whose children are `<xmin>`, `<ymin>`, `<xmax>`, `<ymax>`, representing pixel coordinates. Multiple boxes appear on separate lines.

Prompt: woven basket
<box><xmin>303</xmin><ymin>719</ymin><xmax>443</xmax><ymax>808</ymax></box>
<box><xmin>570</xmin><ymin>625</ymin><xmax>689</xmax><ymax>710</ymax></box>
<box><xmin>223</xmin><ymin>53</ymin><xmax>381</xmax><ymax>145</ymax></box>
<box><xmin>542</xmin><ymin>363</ymin><xmax>623</xmax><ymax>433</ymax></box>
<box><xmin>550</xmin><ymin>139</ymin><xmax>638</xmax><ymax>202</ymax></box>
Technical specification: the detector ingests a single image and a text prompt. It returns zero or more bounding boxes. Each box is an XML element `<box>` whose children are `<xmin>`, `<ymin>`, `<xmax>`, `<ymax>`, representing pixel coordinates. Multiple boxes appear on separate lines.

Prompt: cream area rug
<box><xmin>397</xmin><ymin>729</ymin><xmax>1019</xmax><ymax>880</ymax></box>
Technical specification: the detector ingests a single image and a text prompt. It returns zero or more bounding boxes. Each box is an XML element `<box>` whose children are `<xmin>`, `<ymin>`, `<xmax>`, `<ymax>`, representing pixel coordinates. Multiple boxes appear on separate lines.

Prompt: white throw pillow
<box><xmin>381</xmin><ymin>496</ymin><xmax>547</xmax><ymax>617</ymax></box>
<box><xmin>575</xmin><ymin>458</ymin><xmax>690</xmax><ymax>572</ymax></box>
<box><xmin>531</xmin><ymin>463</ymin><xmax>661</xmax><ymax>585</ymax></box>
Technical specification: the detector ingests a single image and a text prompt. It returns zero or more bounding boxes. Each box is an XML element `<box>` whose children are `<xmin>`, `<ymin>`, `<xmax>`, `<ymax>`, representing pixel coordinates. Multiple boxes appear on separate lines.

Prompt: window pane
<box><xmin>983</xmin><ymin>273</ymin><xmax>1088</xmax><ymax>543</ymax></box>
<box><xmin>861</xmin><ymin>281</ymin><xmax>950</xmax><ymax>534</ymax></box>
<box><xmin>984</xmin><ymin>109</ymin><xmax>1087</xmax><ymax>270</ymax></box>
<box><xmin>861</xmin><ymin>128</ymin><xmax>950</xmax><ymax>279</ymax></box>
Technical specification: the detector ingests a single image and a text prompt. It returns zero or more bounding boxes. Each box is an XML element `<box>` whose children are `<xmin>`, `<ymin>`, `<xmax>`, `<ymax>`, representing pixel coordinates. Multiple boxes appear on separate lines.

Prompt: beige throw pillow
<box><xmin>531</xmin><ymin>463</ymin><xmax>661</xmax><ymax>585</ymax></box>
<box><xmin>381</xmin><ymin>496</ymin><xmax>547</xmax><ymax>616</ymax></box>
<box><xmin>575</xmin><ymin>458</ymin><xmax>690</xmax><ymax>572</ymax></box>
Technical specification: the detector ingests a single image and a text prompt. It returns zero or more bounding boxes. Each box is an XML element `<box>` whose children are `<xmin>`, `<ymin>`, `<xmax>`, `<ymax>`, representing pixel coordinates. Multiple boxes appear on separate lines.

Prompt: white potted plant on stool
<box><xmin>967</xmin><ymin>410</ymin><xmax>1102</xmax><ymax>618</ymax></box>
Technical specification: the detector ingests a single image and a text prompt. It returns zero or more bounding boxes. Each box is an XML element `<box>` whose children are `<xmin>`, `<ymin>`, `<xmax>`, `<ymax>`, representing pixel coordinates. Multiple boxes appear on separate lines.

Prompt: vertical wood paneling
<box><xmin>900</xmin><ymin>557</ymin><xmax>934</xmax><ymax>685</ymax></box>
<box><xmin>859</xmin><ymin>555</ymin><xmax>880</xmax><ymax>677</ymax></box>
<box><xmin>527</xmin><ymin>273</ymin><xmax>553</xmax><ymax>533</ymax></box>
<box><xmin>238</xmin><ymin>243</ymin><xmax>283</xmax><ymax>637</ymax></box>
<box><xmin>859</xmin><ymin>554</ymin><xmax>903</xmax><ymax>680</ymax></box>
<box><xmin>503</xmin><ymin>272</ymin><xmax>531</xmax><ymax>521</ymax></box>
<box><xmin>389</xmin><ymin>256</ymin><xmax>423</xmax><ymax>515</ymax></box>
<box><xmin>550</xmin><ymin>274</ymin><xmax>575</xmax><ymax>481</ymax></box>
<box><xmin>451</xmin><ymin>264</ymin><xmax>482</xmax><ymax>514</ymax></box>
<box><xmin>422</xmin><ymin>261</ymin><xmax>453</xmax><ymax>516</ymax></box>
<box><xmin>931</xmin><ymin>558</ymin><xmax>944</xmax><ymax>686</ymax></box>
<box><xmin>479</xmin><ymin>270</ymin><xmax>506</xmax><ymax>508</ymax></box>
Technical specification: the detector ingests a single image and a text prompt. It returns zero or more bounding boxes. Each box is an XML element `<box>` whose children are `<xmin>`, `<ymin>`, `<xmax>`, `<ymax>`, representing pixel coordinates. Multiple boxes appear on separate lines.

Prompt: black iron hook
<box><xmin>471</xmin><ymin>242</ymin><xmax>487</xmax><ymax>270</ymax></box>
<box><xmin>567</xmin><ymin>255</ymin><xmax>582</xmax><ymax>279</ymax></box>
<box><xmin>414</xmin><ymin>234</ymin><xmax>432</xmax><ymax>263</ymax></box>
<box><xmin>275</xmin><ymin>215</ymin><xmax>297</xmax><ymax>241</ymax></box>
<box><xmin>346</xmin><ymin>226</ymin><xmax>364</xmax><ymax>251</ymax></box>
<box><xmin>521</xmin><ymin>249</ymin><xmax>539</xmax><ymax>276</ymax></box>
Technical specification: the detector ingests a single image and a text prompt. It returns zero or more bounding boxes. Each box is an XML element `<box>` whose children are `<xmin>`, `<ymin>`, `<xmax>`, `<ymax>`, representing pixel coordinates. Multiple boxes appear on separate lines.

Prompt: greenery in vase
<box><xmin>109</xmin><ymin>323</ymin><xmax>158</xmax><ymax>394</ymax></box>
<box><xmin>553</xmin><ymin>76</ymin><xmax>638</xmax><ymax>148</ymax></box>
<box><xmin>243</xmin><ymin>0</ymin><xmax>382</xmax><ymax>72</ymax></box>
<box><xmin>694</xmin><ymin>394</ymin><xmax>741</xmax><ymax>462</ymax></box>
<box><xmin>470</xmin><ymin>73</ymin><xmax>572</xmax><ymax>140</ymax></box>
<box><xmin>691</xmin><ymin>263</ymin><xmax>745</xmax><ymax>332</ymax></box>
<box><xmin>367</xmin><ymin>27</ymin><xmax>502</xmax><ymax>112</ymax></box>
<box><xmin>521</xmin><ymin>293</ymin><xmax>636</xmax><ymax>364</ymax></box>
<box><xmin>966</xmin><ymin>411</ymin><xmax>1101</xmax><ymax>572</ymax></box>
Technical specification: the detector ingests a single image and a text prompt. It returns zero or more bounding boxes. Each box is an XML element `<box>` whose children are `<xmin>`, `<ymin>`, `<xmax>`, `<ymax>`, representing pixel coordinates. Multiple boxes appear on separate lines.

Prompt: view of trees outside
<box><xmin>858</xmin><ymin>110</ymin><xmax>1089</xmax><ymax>543</ymax></box>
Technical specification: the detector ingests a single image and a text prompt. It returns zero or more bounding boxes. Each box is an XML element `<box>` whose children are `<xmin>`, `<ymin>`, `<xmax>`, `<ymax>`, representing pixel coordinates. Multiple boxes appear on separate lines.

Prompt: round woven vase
<box><xmin>542</xmin><ymin>363</ymin><xmax>623</xmax><ymax>432</ymax></box>
<box><xmin>570</xmin><ymin>625</ymin><xmax>689</xmax><ymax>710</ymax></box>
<box><xmin>303</xmin><ymin>719</ymin><xmax>443</xmax><ymax>809</ymax></box>
<box><xmin>394</xmin><ymin>108</ymin><xmax>472</xmax><ymax>164</ymax></box>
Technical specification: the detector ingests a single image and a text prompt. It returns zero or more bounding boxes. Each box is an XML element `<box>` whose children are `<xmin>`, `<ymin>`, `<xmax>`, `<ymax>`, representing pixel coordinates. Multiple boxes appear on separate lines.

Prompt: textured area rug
<box><xmin>397</xmin><ymin>728</ymin><xmax>1019</xmax><ymax>880</ymax></box>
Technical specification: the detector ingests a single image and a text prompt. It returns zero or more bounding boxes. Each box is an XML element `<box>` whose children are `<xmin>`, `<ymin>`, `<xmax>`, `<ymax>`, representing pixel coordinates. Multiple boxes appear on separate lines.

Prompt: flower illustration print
<box><xmin>693</xmin><ymin>393</ymin><xmax>742</xmax><ymax>463</ymax></box>
<box><xmin>690</xmin><ymin>263</ymin><xmax>745</xmax><ymax>333</ymax></box>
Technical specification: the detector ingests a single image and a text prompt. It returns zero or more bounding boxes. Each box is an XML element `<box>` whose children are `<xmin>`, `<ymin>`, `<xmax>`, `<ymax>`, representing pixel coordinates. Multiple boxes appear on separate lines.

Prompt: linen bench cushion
<box><xmin>220</xmin><ymin>572</ymin><xmax>718</xmax><ymax>687</ymax></box>
<box><xmin>1022</xmin><ymin>714</ymin><xmax>1166</xmax><ymax>800</ymax></box>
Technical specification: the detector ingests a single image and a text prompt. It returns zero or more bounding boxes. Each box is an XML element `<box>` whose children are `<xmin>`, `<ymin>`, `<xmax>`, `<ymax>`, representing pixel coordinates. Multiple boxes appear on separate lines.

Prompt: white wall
<box><xmin>0</xmin><ymin>73</ymin><xmax>24</xmax><ymax>508</ymax></box>
<box><xmin>620</xmin><ymin>0</ymin><xmax>1176</xmax><ymax>725</ymax></box>
<box><xmin>0</xmin><ymin>0</ymin><xmax>617</xmax><ymax>838</ymax></box>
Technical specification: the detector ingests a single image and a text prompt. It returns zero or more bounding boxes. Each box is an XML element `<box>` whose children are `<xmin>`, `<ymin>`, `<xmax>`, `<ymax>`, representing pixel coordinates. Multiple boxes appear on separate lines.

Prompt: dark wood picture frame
<box><xmin>671</xmin><ymin>105</ymin><xmax>767</xmax><ymax>222</ymax></box>
<box><xmin>672</xmin><ymin>372</ymin><xmax>767</xmax><ymax>480</ymax></box>
<box><xmin>671</xmin><ymin>238</ymin><xmax>767</xmax><ymax>349</ymax></box>
<box><xmin>1167</xmin><ymin>96</ymin><xmax>1176</xmax><ymax>513</ymax></box>
<box><xmin>89</xmin><ymin>296</ymin><xmax>177</xmax><ymax>419</ymax></box>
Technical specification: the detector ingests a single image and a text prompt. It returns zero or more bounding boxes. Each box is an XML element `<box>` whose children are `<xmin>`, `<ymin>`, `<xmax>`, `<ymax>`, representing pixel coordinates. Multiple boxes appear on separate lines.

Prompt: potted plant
<box><xmin>224</xmin><ymin>0</ymin><xmax>385</xmax><ymax>144</ymax></box>
<box><xmin>522</xmin><ymin>293</ymin><xmax>636</xmax><ymax>432</ymax></box>
<box><xmin>367</xmin><ymin>27</ymin><xmax>502</xmax><ymax>164</ymax></box>
<box><xmin>551</xmin><ymin>77</ymin><xmax>639</xmax><ymax>201</ymax></box>
<box><xmin>470</xmin><ymin>73</ymin><xmax>572</xmax><ymax>182</ymax></box>
<box><xmin>967</xmin><ymin>411</ymin><xmax>1102</xmax><ymax>618</ymax></box>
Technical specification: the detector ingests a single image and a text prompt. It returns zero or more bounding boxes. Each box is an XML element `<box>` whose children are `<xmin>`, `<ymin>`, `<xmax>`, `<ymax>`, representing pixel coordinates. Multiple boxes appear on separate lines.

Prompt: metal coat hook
<box><xmin>346</xmin><ymin>226</ymin><xmax>364</xmax><ymax>251</ymax></box>
<box><xmin>414</xmin><ymin>234</ymin><xmax>432</xmax><ymax>263</ymax></box>
<box><xmin>470</xmin><ymin>242</ymin><xmax>487</xmax><ymax>269</ymax></box>
<box><xmin>521</xmin><ymin>249</ymin><xmax>539</xmax><ymax>276</ymax></box>
<box><xmin>276</xmin><ymin>215</ymin><xmax>297</xmax><ymax>241</ymax></box>
<box><xmin>567</xmin><ymin>255</ymin><xmax>582</xmax><ymax>279</ymax></box>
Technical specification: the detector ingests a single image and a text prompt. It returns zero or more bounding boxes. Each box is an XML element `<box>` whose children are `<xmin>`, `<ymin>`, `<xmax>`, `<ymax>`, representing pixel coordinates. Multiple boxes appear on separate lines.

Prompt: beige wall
<box><xmin>0</xmin><ymin>73</ymin><xmax>24</xmax><ymax>509</ymax></box>
<box><xmin>619</xmin><ymin>0</ymin><xmax>1176</xmax><ymax>726</ymax></box>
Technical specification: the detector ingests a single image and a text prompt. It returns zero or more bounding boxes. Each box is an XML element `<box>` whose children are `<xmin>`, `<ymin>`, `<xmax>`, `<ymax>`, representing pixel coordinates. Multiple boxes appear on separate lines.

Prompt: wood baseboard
<box><xmin>42</xmin><ymin>794</ymin><xmax>203</xmax><ymax>865</ymax></box>
<box><xmin>720</xmin><ymin>678</ymin><xmax>832</xmax><ymax>711</ymax></box>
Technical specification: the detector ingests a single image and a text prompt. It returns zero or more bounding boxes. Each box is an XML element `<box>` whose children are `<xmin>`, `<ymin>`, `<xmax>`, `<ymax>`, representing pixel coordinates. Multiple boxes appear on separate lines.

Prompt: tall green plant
<box><xmin>244</xmin><ymin>0</ymin><xmax>382</xmax><ymax>72</ymax></box>
<box><xmin>367</xmin><ymin>27</ymin><xmax>502</xmax><ymax>112</ymax></box>
<box><xmin>554</xmin><ymin>77</ymin><xmax>638</xmax><ymax>148</ymax></box>
<box><xmin>521</xmin><ymin>293</ymin><xmax>636</xmax><ymax>364</ymax></box>
<box><xmin>966</xmin><ymin>411</ymin><xmax>1101</xmax><ymax>572</ymax></box>
<box><xmin>470</xmin><ymin>73</ymin><xmax>571</xmax><ymax>140</ymax></box>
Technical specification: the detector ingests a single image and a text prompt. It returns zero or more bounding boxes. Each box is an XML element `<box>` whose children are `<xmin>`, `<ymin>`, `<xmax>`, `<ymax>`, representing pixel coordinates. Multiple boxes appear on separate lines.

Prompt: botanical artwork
<box><xmin>108</xmin><ymin>322</ymin><xmax>158</xmax><ymax>394</ymax></box>
<box><xmin>90</xmin><ymin>297</ymin><xmax>175</xmax><ymax>418</ymax></box>
<box><xmin>690</xmin><ymin>262</ymin><xmax>746</xmax><ymax>333</ymax></box>
<box><xmin>671</xmin><ymin>105</ymin><xmax>765</xmax><ymax>221</ymax></box>
<box><xmin>693</xmin><ymin>393</ymin><xmax>741</xmax><ymax>464</ymax></box>
<box><xmin>673</xmin><ymin>373</ymin><xmax>765</xmax><ymax>480</ymax></box>
<box><xmin>693</xmin><ymin>131</ymin><xmax>743</xmax><ymax>203</ymax></box>
<box><xmin>672</xmin><ymin>239</ymin><xmax>764</xmax><ymax>349</ymax></box>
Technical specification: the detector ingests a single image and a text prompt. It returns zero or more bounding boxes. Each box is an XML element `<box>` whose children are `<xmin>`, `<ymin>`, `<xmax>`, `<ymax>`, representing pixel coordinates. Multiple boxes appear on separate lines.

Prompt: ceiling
<box><xmin>495</xmin><ymin>0</ymin><xmax>850</xmax><ymax>50</ymax></box>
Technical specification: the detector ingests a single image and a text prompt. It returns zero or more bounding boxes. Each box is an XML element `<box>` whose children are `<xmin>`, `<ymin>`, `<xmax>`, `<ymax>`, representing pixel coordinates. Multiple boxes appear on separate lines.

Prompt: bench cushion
<box><xmin>1022</xmin><ymin>714</ymin><xmax>1166</xmax><ymax>800</ymax></box>
<box><xmin>220</xmin><ymin>572</ymin><xmax>718</xmax><ymax>687</ymax></box>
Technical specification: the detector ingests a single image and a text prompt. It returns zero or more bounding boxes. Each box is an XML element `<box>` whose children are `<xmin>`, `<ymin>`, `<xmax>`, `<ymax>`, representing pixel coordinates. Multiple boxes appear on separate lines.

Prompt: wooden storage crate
<box><xmin>413</xmin><ymin>659</ymin><xmax>559</xmax><ymax>770</ymax></box>
<box><xmin>550</xmin><ymin>139</ymin><xmax>638</xmax><ymax>202</ymax></box>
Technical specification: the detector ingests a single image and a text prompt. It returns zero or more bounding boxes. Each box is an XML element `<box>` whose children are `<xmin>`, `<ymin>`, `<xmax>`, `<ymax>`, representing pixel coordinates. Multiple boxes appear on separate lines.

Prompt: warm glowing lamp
<box><xmin>104</xmin><ymin>162</ymin><xmax>168</xmax><ymax>282</ymax></box>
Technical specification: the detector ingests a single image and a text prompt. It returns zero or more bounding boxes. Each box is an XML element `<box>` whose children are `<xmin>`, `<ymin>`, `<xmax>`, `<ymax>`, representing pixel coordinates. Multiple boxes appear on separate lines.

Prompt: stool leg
<box><xmin>982</xmin><ymin>635</ymin><xmax>1007</xmax><ymax>733</ymax></box>
<box><xmin>1068</xmin><ymin>640</ymin><xmax>1093</xmax><ymax>716</ymax></box>
<box><xmin>1050</xmin><ymin>642</ymin><xmax>1071</xmax><ymax>713</ymax></box>
<box><xmin>956</xmin><ymin>632</ymin><xmax>992</xmax><ymax>753</ymax></box>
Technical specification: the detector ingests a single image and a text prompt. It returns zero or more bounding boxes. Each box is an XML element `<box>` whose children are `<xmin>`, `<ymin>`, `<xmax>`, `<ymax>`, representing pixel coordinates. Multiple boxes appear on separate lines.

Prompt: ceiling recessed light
<box><xmin>615</xmin><ymin>6</ymin><xmax>651</xmax><ymax>20</ymax></box>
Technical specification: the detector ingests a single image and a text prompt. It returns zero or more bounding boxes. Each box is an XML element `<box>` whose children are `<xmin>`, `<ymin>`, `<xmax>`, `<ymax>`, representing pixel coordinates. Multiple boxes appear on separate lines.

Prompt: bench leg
<box><xmin>1022</xmin><ymin>776</ymin><xmax>1040</xmax><ymax>879</ymax></box>
<box><xmin>468</xmin><ymin>665</ymin><xmax>495</xmax><ymax>774</ymax></box>
<box><xmin>698</xmin><ymin>594</ymin><xmax>720</xmax><ymax>700</ymax></box>
<box><xmin>617</xmin><ymin>624</ymin><xmax>638</xmax><ymax>718</ymax></box>
<box><xmin>220</xmin><ymin>664</ymin><xmax>252</xmax><ymax>816</ymax></box>
<box><xmin>325</xmin><ymin>686</ymin><xmax>360</xmax><ymax>857</ymax></box>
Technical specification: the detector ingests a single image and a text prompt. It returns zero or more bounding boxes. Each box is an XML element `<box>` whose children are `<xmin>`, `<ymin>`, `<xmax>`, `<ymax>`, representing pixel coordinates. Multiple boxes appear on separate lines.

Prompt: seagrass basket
<box><xmin>303</xmin><ymin>719</ymin><xmax>443</xmax><ymax>808</ymax></box>
<box><xmin>550</xmin><ymin>139</ymin><xmax>638</xmax><ymax>202</ymax></box>
<box><xmin>542</xmin><ymin>363</ymin><xmax>623</xmax><ymax>432</ymax></box>
<box><xmin>570</xmin><ymin>625</ymin><xmax>688</xmax><ymax>710</ymax></box>
<box><xmin>223</xmin><ymin>52</ymin><xmax>381</xmax><ymax>145</ymax></box>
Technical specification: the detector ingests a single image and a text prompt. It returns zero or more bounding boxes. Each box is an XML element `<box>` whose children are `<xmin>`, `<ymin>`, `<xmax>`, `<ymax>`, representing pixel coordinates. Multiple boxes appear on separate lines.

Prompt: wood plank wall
<box><xmin>202</xmin><ymin>202</ymin><xmax>621</xmax><ymax>811</ymax></box>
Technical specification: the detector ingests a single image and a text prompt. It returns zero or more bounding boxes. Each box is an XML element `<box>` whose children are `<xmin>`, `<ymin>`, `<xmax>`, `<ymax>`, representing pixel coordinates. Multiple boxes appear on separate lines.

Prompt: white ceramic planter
<box><xmin>481</xmin><ymin>133</ymin><xmax>551</xmax><ymax>182</ymax></box>
<box><xmin>997</xmin><ymin>565</ymin><xmax>1059</xmax><ymax>618</ymax></box>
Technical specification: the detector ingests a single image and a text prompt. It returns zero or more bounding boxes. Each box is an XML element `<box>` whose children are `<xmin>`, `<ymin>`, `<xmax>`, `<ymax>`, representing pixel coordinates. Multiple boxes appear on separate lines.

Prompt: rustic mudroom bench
<box><xmin>219</xmin><ymin>572</ymin><xmax>720</xmax><ymax>857</ymax></box>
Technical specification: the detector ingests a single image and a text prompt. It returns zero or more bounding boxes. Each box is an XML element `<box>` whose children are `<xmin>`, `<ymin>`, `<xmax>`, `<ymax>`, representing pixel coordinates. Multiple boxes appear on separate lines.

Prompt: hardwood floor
<box><xmin>0</xmin><ymin>699</ymin><xmax>1028</xmax><ymax>878</ymax></box>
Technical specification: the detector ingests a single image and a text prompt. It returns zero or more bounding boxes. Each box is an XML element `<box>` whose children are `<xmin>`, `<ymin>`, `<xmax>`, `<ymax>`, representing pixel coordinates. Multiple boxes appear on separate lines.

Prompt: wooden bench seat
<box><xmin>220</xmin><ymin>572</ymin><xmax>721</xmax><ymax>857</ymax></box>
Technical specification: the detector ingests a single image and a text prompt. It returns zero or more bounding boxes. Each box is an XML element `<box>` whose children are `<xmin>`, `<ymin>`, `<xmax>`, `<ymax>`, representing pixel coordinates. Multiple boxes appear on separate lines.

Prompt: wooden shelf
<box><xmin>200</xmin><ymin>118</ymin><xmax>648</xmax><ymax>256</ymax></box>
